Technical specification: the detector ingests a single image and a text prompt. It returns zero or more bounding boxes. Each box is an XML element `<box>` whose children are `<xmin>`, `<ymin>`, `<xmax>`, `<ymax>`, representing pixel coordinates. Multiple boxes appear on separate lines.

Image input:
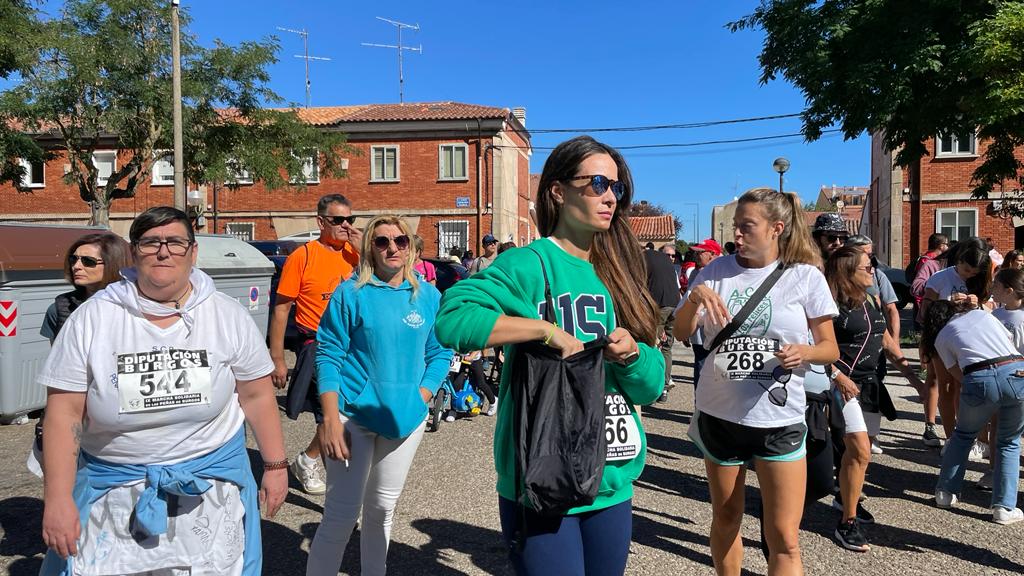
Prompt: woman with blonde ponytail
<box><xmin>675</xmin><ymin>187</ymin><xmax>839</xmax><ymax>576</ymax></box>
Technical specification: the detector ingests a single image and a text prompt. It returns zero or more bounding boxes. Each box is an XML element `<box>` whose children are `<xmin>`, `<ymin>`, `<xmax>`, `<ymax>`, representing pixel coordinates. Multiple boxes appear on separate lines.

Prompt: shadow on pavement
<box><xmin>408</xmin><ymin>518</ymin><xmax>510</xmax><ymax>575</ymax></box>
<box><xmin>0</xmin><ymin>496</ymin><xmax>44</xmax><ymax>576</ymax></box>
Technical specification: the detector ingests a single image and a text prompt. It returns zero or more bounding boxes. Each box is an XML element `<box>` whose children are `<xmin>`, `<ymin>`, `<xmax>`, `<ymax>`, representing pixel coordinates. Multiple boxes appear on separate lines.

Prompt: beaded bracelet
<box><xmin>263</xmin><ymin>458</ymin><xmax>289</xmax><ymax>471</ymax></box>
<box><xmin>542</xmin><ymin>327</ymin><xmax>555</xmax><ymax>346</ymax></box>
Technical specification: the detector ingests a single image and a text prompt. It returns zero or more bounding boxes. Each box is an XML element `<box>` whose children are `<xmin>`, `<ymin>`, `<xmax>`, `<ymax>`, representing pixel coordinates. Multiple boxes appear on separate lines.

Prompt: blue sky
<box><xmin>46</xmin><ymin>1</ymin><xmax>870</xmax><ymax>242</ymax></box>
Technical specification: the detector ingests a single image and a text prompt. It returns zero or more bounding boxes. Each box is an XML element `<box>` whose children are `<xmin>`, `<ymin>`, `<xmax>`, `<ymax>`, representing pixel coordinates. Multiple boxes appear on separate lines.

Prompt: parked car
<box><xmin>425</xmin><ymin>258</ymin><xmax>469</xmax><ymax>293</ymax></box>
<box><xmin>248</xmin><ymin>240</ymin><xmax>304</xmax><ymax>349</ymax></box>
<box><xmin>877</xmin><ymin>261</ymin><xmax>912</xmax><ymax>309</ymax></box>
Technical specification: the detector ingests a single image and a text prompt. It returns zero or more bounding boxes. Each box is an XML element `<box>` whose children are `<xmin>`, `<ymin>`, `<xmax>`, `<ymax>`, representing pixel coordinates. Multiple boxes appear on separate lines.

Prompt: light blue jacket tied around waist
<box><xmin>40</xmin><ymin>427</ymin><xmax>261</xmax><ymax>576</ymax></box>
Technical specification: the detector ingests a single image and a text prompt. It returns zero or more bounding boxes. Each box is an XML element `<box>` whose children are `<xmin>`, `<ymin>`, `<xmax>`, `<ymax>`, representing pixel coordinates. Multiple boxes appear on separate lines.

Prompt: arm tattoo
<box><xmin>71</xmin><ymin>422</ymin><xmax>82</xmax><ymax>458</ymax></box>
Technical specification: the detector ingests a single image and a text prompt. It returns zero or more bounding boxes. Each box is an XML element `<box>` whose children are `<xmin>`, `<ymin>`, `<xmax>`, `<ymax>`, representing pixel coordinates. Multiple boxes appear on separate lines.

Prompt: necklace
<box><xmin>140</xmin><ymin>282</ymin><xmax>192</xmax><ymax>310</ymax></box>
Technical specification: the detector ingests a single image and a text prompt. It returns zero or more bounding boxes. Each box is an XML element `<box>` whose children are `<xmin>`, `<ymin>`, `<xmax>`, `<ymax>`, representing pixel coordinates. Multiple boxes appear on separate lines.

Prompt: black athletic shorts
<box><xmin>689</xmin><ymin>411</ymin><xmax>807</xmax><ymax>466</ymax></box>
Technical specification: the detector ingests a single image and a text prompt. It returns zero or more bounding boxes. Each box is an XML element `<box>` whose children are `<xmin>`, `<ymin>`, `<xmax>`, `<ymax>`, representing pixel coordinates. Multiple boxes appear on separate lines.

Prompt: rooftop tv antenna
<box><xmin>361</xmin><ymin>17</ymin><xmax>422</xmax><ymax>103</ymax></box>
<box><xmin>277</xmin><ymin>27</ymin><xmax>332</xmax><ymax>108</ymax></box>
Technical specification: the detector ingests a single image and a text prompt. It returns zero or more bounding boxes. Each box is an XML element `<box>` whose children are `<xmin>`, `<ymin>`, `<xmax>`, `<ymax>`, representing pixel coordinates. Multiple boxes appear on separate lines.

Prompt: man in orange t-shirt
<box><xmin>269</xmin><ymin>193</ymin><xmax>361</xmax><ymax>494</ymax></box>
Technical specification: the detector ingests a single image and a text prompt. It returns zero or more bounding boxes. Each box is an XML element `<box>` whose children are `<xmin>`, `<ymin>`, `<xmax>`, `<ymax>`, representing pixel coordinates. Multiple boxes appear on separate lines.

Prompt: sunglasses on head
<box><xmin>68</xmin><ymin>254</ymin><xmax>104</xmax><ymax>268</ymax></box>
<box><xmin>562</xmin><ymin>174</ymin><xmax>625</xmax><ymax>201</ymax></box>
<box><xmin>321</xmin><ymin>215</ymin><xmax>357</xmax><ymax>226</ymax></box>
<box><xmin>373</xmin><ymin>234</ymin><xmax>410</xmax><ymax>251</ymax></box>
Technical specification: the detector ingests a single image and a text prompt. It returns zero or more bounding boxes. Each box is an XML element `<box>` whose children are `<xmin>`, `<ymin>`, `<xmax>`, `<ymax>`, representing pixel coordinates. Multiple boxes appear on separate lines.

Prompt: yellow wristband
<box><xmin>542</xmin><ymin>326</ymin><xmax>556</xmax><ymax>346</ymax></box>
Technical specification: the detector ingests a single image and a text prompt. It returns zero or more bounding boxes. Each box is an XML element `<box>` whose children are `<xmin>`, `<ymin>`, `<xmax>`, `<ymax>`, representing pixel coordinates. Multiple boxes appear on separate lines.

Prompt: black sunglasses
<box><xmin>760</xmin><ymin>383</ymin><xmax>789</xmax><ymax>407</ymax></box>
<box><xmin>563</xmin><ymin>174</ymin><xmax>625</xmax><ymax>201</ymax></box>
<box><xmin>321</xmin><ymin>215</ymin><xmax>357</xmax><ymax>226</ymax></box>
<box><xmin>822</xmin><ymin>233</ymin><xmax>847</xmax><ymax>244</ymax></box>
<box><xmin>373</xmin><ymin>235</ymin><xmax>410</xmax><ymax>251</ymax></box>
<box><xmin>68</xmin><ymin>254</ymin><xmax>104</xmax><ymax>268</ymax></box>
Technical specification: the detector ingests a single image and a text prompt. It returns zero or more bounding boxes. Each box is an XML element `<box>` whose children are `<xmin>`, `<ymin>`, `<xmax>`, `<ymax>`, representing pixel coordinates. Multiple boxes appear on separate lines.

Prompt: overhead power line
<box><xmin>526</xmin><ymin>112</ymin><xmax>803</xmax><ymax>134</ymax></box>
<box><xmin>495</xmin><ymin>129</ymin><xmax>842</xmax><ymax>151</ymax></box>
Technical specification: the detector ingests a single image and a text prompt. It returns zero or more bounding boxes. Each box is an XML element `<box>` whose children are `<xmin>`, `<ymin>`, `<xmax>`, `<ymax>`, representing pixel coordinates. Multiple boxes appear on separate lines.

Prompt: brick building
<box><xmin>864</xmin><ymin>132</ymin><xmax>1024</xmax><ymax>267</ymax></box>
<box><xmin>3</xmin><ymin>101</ymin><xmax>534</xmax><ymax>258</ymax></box>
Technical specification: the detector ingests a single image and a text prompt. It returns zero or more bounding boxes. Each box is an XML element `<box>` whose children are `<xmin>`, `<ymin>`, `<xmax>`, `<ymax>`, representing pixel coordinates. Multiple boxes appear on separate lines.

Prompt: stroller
<box><xmin>427</xmin><ymin>353</ymin><xmax>483</xmax><ymax>432</ymax></box>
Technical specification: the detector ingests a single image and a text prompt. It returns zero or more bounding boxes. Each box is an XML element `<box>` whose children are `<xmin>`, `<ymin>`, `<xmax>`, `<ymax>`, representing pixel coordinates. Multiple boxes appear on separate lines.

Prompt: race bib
<box><xmin>117</xmin><ymin>349</ymin><xmax>213</xmax><ymax>414</ymax></box>
<box><xmin>449</xmin><ymin>354</ymin><xmax>463</xmax><ymax>374</ymax></box>
<box><xmin>604</xmin><ymin>394</ymin><xmax>641</xmax><ymax>461</ymax></box>
<box><xmin>713</xmin><ymin>336</ymin><xmax>786</xmax><ymax>384</ymax></box>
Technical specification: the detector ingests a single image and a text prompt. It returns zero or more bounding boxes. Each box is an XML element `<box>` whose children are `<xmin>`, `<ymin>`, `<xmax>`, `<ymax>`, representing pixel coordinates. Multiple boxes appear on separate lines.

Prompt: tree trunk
<box><xmin>89</xmin><ymin>199</ymin><xmax>111</xmax><ymax>229</ymax></box>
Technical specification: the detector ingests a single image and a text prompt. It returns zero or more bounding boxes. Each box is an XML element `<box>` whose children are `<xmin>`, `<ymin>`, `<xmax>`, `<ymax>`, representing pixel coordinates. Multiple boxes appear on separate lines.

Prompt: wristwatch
<box><xmin>620</xmin><ymin>349</ymin><xmax>641</xmax><ymax>367</ymax></box>
<box><xmin>828</xmin><ymin>366</ymin><xmax>840</xmax><ymax>381</ymax></box>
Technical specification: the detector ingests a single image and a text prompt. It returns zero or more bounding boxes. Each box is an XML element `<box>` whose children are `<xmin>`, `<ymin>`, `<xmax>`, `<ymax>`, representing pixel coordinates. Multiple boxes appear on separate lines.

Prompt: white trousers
<box><xmin>306</xmin><ymin>417</ymin><xmax>426</xmax><ymax>576</ymax></box>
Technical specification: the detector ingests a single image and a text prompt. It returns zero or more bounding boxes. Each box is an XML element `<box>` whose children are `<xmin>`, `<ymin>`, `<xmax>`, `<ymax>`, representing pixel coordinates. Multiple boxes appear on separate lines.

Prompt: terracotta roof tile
<box><xmin>272</xmin><ymin>102</ymin><xmax>509</xmax><ymax>125</ymax></box>
<box><xmin>629</xmin><ymin>215</ymin><xmax>675</xmax><ymax>242</ymax></box>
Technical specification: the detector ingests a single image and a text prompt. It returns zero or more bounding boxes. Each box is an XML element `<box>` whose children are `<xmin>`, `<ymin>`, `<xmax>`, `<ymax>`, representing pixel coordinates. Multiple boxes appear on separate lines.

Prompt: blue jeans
<box><xmin>498</xmin><ymin>497</ymin><xmax>632</xmax><ymax>576</ymax></box>
<box><xmin>936</xmin><ymin>362</ymin><xmax>1024</xmax><ymax>510</ymax></box>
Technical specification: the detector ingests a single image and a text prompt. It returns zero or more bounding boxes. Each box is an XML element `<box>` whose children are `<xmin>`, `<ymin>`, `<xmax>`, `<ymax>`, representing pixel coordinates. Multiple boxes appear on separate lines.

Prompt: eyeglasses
<box><xmin>858</xmin><ymin>265</ymin><xmax>874</xmax><ymax>272</ymax></box>
<box><xmin>68</xmin><ymin>254</ymin><xmax>104</xmax><ymax>268</ymax></box>
<box><xmin>822</xmin><ymin>234</ymin><xmax>847</xmax><ymax>244</ymax></box>
<box><xmin>562</xmin><ymin>174</ymin><xmax>625</xmax><ymax>201</ymax></box>
<box><xmin>135</xmin><ymin>237</ymin><xmax>193</xmax><ymax>256</ymax></box>
<box><xmin>320</xmin><ymin>215</ymin><xmax>357</xmax><ymax>226</ymax></box>
<box><xmin>373</xmin><ymin>235</ymin><xmax>410</xmax><ymax>251</ymax></box>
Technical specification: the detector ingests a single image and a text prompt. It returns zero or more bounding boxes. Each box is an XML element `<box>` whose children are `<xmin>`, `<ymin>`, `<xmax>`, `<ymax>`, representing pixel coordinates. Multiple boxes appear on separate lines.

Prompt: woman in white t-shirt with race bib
<box><xmin>675</xmin><ymin>188</ymin><xmax>839</xmax><ymax>575</ymax></box>
<box><xmin>38</xmin><ymin>207</ymin><xmax>287</xmax><ymax>576</ymax></box>
<box><xmin>921</xmin><ymin>238</ymin><xmax>993</xmax><ymax>445</ymax></box>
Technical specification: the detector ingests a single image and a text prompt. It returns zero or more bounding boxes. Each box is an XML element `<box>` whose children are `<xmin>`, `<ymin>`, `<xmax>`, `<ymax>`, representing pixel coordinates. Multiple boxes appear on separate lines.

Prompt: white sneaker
<box><xmin>993</xmin><ymin>506</ymin><xmax>1024</xmax><ymax>525</ymax></box>
<box><xmin>289</xmin><ymin>452</ymin><xmax>326</xmax><ymax>495</ymax></box>
<box><xmin>935</xmin><ymin>489</ymin><xmax>958</xmax><ymax>509</ymax></box>
<box><xmin>485</xmin><ymin>401</ymin><xmax>498</xmax><ymax>416</ymax></box>
<box><xmin>968</xmin><ymin>441</ymin><xmax>986</xmax><ymax>462</ymax></box>
<box><xmin>445</xmin><ymin>413</ymin><xmax>456</xmax><ymax>422</ymax></box>
<box><xmin>870</xmin><ymin>440</ymin><xmax>883</xmax><ymax>455</ymax></box>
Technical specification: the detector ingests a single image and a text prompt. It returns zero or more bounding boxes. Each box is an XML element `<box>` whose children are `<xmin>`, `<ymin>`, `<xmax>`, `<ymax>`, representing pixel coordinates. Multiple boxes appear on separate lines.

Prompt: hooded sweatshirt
<box><xmin>315</xmin><ymin>275</ymin><xmax>454</xmax><ymax>439</ymax></box>
<box><xmin>434</xmin><ymin>238</ymin><xmax>665</xmax><ymax>514</ymax></box>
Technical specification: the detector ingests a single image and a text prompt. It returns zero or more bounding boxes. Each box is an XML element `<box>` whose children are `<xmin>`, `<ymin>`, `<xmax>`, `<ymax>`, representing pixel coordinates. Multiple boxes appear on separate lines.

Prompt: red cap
<box><xmin>691</xmin><ymin>238</ymin><xmax>722</xmax><ymax>256</ymax></box>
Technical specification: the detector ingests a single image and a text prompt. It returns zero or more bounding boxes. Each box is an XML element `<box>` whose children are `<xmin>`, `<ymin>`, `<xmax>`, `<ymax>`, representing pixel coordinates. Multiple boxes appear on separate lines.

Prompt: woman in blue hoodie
<box><xmin>307</xmin><ymin>215</ymin><xmax>454</xmax><ymax>576</ymax></box>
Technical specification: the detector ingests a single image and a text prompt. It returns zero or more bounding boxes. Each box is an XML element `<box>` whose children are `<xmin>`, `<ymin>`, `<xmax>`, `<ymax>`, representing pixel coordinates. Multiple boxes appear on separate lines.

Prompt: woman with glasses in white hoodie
<box><xmin>38</xmin><ymin>207</ymin><xmax>287</xmax><ymax>576</ymax></box>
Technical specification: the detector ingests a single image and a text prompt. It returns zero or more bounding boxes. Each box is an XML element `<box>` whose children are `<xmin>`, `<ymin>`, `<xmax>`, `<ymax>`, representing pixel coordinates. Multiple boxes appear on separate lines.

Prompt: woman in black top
<box><xmin>825</xmin><ymin>247</ymin><xmax>923</xmax><ymax>552</ymax></box>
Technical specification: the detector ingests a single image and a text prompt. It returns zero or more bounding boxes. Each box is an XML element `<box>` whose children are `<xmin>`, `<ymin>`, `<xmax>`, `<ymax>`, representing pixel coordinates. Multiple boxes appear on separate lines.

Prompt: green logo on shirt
<box><xmin>726</xmin><ymin>287</ymin><xmax>772</xmax><ymax>337</ymax></box>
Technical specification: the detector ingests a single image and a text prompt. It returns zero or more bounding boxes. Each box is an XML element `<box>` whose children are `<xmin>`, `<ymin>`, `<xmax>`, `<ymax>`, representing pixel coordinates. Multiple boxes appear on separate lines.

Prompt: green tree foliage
<box><xmin>731</xmin><ymin>1</ymin><xmax>1024</xmax><ymax>203</ymax></box>
<box><xmin>1</xmin><ymin>0</ymin><xmax>352</xmax><ymax>226</ymax></box>
<box><xmin>0</xmin><ymin>1</ymin><xmax>47</xmax><ymax>185</ymax></box>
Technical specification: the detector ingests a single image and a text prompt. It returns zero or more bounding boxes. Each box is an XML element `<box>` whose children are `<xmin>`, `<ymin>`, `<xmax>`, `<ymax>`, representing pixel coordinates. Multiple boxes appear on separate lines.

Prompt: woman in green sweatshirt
<box><xmin>435</xmin><ymin>135</ymin><xmax>665</xmax><ymax>576</ymax></box>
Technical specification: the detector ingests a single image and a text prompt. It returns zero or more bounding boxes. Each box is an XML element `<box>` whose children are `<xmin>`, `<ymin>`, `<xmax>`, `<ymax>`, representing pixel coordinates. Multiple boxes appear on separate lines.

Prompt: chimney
<box><xmin>512</xmin><ymin>107</ymin><xmax>526</xmax><ymax>127</ymax></box>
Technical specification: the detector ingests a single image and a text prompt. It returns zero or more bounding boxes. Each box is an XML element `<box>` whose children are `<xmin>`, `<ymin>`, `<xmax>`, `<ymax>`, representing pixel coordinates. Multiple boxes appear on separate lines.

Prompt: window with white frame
<box><xmin>92</xmin><ymin>151</ymin><xmax>117</xmax><ymax>186</ymax></box>
<box><xmin>935</xmin><ymin>208</ymin><xmax>977</xmax><ymax>241</ymax></box>
<box><xmin>438</xmin><ymin>220</ymin><xmax>469</xmax><ymax>257</ymax></box>
<box><xmin>291</xmin><ymin>150</ymin><xmax>319</xmax><ymax>184</ymax></box>
<box><xmin>439</xmin><ymin>144</ymin><xmax>468</xmax><ymax>180</ymax></box>
<box><xmin>225</xmin><ymin>222</ymin><xmax>255</xmax><ymax>242</ymax></box>
<box><xmin>151</xmin><ymin>151</ymin><xmax>174</xmax><ymax>185</ymax></box>
<box><xmin>18</xmin><ymin>158</ymin><xmax>44</xmax><ymax>188</ymax></box>
<box><xmin>936</xmin><ymin>132</ymin><xmax>977</xmax><ymax>157</ymax></box>
<box><xmin>371</xmin><ymin>146</ymin><xmax>399</xmax><ymax>182</ymax></box>
<box><xmin>227</xmin><ymin>158</ymin><xmax>252</xmax><ymax>185</ymax></box>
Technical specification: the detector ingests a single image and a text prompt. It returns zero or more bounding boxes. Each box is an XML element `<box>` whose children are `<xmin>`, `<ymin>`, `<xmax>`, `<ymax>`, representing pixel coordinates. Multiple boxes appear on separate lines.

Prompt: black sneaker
<box><xmin>922</xmin><ymin>424</ymin><xmax>944</xmax><ymax>448</ymax></box>
<box><xmin>656</xmin><ymin>391</ymin><xmax>668</xmax><ymax>403</ymax></box>
<box><xmin>832</xmin><ymin>494</ymin><xmax>875</xmax><ymax>525</ymax></box>
<box><xmin>834</xmin><ymin>519</ymin><xmax>870</xmax><ymax>552</ymax></box>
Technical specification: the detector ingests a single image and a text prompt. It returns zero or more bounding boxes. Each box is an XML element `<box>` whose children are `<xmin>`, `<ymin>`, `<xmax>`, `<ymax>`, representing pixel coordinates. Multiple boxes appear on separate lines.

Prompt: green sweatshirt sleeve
<box><xmin>607</xmin><ymin>342</ymin><xmax>665</xmax><ymax>405</ymax></box>
<box><xmin>435</xmin><ymin>249</ymin><xmax>538</xmax><ymax>353</ymax></box>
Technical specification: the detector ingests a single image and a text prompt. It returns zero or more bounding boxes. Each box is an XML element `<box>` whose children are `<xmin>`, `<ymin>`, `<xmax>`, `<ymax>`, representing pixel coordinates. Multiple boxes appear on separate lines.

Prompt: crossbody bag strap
<box><xmin>706</xmin><ymin>262</ymin><xmax>787</xmax><ymax>352</ymax></box>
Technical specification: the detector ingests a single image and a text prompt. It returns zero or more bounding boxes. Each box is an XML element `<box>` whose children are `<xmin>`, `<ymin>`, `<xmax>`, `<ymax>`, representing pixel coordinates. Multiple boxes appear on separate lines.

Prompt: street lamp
<box><xmin>772</xmin><ymin>157</ymin><xmax>790</xmax><ymax>194</ymax></box>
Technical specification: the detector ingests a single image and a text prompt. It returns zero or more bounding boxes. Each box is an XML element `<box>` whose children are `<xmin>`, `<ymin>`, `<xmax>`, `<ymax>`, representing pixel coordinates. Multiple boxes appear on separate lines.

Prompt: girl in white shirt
<box><xmin>921</xmin><ymin>300</ymin><xmax>1024</xmax><ymax>525</ymax></box>
<box><xmin>921</xmin><ymin>238</ymin><xmax>993</xmax><ymax>443</ymax></box>
<box><xmin>675</xmin><ymin>187</ymin><xmax>839</xmax><ymax>575</ymax></box>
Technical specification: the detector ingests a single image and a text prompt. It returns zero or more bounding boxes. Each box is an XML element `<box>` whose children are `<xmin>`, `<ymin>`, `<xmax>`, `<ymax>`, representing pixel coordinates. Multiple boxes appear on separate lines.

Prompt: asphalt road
<box><xmin>1</xmin><ymin>342</ymin><xmax>1023</xmax><ymax>575</ymax></box>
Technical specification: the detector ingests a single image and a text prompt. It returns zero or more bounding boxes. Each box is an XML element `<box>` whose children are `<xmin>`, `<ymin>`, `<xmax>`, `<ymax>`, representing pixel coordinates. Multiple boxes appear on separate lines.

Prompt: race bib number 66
<box><xmin>605</xmin><ymin>394</ymin><xmax>641</xmax><ymax>461</ymax></box>
<box><xmin>117</xmin><ymin>349</ymin><xmax>213</xmax><ymax>414</ymax></box>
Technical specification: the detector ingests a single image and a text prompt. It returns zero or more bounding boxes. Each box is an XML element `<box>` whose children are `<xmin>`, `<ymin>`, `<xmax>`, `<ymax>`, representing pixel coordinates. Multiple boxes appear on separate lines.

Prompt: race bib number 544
<box><xmin>117</xmin><ymin>349</ymin><xmax>212</xmax><ymax>413</ymax></box>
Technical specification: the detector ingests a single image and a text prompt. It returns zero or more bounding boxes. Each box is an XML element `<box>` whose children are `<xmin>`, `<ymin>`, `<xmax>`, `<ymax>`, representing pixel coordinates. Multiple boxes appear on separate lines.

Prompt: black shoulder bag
<box><xmin>511</xmin><ymin>248</ymin><xmax>609</xmax><ymax>546</ymax></box>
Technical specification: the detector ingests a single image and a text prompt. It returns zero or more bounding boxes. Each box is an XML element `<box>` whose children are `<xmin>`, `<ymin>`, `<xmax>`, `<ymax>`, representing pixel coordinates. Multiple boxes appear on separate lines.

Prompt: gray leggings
<box><xmin>306</xmin><ymin>416</ymin><xmax>426</xmax><ymax>576</ymax></box>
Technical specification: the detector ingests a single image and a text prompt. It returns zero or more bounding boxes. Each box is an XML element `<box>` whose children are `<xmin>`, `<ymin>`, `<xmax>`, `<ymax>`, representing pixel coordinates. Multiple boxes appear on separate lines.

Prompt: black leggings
<box><xmin>453</xmin><ymin>360</ymin><xmax>496</xmax><ymax>404</ymax></box>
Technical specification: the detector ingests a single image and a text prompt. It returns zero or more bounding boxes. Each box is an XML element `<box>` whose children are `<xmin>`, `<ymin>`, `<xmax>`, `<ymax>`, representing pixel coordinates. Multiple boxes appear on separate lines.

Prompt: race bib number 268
<box><xmin>117</xmin><ymin>349</ymin><xmax>213</xmax><ymax>414</ymax></box>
